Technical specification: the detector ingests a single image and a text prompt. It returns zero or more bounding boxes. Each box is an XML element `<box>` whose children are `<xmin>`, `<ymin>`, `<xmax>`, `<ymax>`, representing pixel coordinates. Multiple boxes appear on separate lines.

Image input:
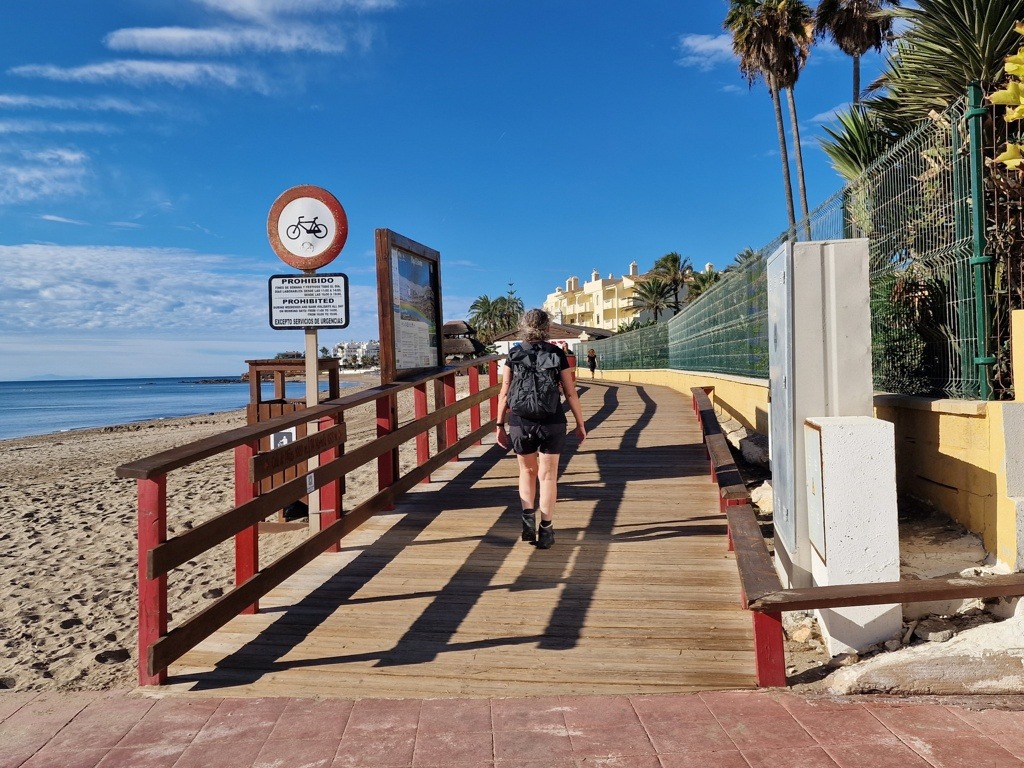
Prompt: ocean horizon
<box><xmin>0</xmin><ymin>375</ymin><xmax>361</xmax><ymax>441</ymax></box>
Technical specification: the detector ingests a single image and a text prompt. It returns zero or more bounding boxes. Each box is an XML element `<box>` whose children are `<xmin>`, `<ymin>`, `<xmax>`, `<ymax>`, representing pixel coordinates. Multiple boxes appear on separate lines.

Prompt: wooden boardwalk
<box><xmin>165</xmin><ymin>380</ymin><xmax>757</xmax><ymax>698</ymax></box>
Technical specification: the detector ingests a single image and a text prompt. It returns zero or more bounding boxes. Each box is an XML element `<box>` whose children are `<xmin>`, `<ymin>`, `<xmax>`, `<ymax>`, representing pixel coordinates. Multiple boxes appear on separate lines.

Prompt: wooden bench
<box><xmin>690</xmin><ymin>386</ymin><xmax>1024</xmax><ymax>688</ymax></box>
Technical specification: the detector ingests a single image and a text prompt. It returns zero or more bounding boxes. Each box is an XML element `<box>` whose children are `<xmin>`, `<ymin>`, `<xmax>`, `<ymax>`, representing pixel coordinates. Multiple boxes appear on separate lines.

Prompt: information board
<box><xmin>375</xmin><ymin>229</ymin><xmax>443</xmax><ymax>383</ymax></box>
<box><xmin>268</xmin><ymin>273</ymin><xmax>349</xmax><ymax>330</ymax></box>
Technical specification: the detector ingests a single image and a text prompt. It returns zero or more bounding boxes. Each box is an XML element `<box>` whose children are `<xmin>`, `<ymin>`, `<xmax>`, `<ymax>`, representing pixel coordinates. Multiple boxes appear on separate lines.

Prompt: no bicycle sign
<box><xmin>267</xmin><ymin>185</ymin><xmax>348</xmax><ymax>271</ymax></box>
<box><xmin>268</xmin><ymin>273</ymin><xmax>350</xmax><ymax>330</ymax></box>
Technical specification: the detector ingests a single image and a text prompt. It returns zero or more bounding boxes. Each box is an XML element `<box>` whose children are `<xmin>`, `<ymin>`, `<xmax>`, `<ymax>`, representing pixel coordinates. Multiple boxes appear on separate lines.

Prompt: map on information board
<box><xmin>391</xmin><ymin>248</ymin><xmax>438</xmax><ymax>370</ymax></box>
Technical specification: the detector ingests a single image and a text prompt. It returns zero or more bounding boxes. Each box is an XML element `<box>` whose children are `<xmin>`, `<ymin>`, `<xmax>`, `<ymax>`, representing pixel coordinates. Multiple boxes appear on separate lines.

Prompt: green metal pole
<box><xmin>951</xmin><ymin>97</ymin><xmax>973</xmax><ymax>396</ymax></box>
<box><xmin>967</xmin><ymin>82</ymin><xmax>995</xmax><ymax>400</ymax></box>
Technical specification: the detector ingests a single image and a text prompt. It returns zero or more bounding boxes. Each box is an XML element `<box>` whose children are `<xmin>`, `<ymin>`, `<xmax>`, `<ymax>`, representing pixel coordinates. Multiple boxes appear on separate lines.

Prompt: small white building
<box><xmin>333</xmin><ymin>340</ymin><xmax>379</xmax><ymax>365</ymax></box>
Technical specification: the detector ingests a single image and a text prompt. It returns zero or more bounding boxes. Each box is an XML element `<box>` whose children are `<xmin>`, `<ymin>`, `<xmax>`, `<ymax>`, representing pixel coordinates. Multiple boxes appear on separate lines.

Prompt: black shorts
<box><xmin>509</xmin><ymin>422</ymin><xmax>567</xmax><ymax>455</ymax></box>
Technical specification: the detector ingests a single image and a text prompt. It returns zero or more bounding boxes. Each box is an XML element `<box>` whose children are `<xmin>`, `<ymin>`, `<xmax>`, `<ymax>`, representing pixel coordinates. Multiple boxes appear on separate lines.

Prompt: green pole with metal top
<box><xmin>967</xmin><ymin>81</ymin><xmax>994</xmax><ymax>400</ymax></box>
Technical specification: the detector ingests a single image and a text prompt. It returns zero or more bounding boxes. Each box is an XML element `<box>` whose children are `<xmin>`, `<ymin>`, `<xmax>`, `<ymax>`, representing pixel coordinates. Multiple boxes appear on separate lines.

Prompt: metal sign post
<box><xmin>267</xmin><ymin>185</ymin><xmax>348</xmax><ymax>532</ymax></box>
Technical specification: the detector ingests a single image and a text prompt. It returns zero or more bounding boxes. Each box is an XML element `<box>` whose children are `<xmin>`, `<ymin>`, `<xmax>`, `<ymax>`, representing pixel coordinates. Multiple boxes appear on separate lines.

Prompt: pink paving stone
<box><xmin>776</xmin><ymin>695</ymin><xmax>867</xmax><ymax>716</ymax></box>
<box><xmin>658</xmin><ymin>750</ymin><xmax>750</xmax><ymax>768</ymax></box>
<box><xmin>629</xmin><ymin>694</ymin><xmax>716</xmax><ymax>724</ymax></box>
<box><xmin>868</xmin><ymin>704</ymin><xmax>977</xmax><ymax>739</ymax></box>
<box><xmin>254</xmin><ymin>737</ymin><xmax>339</xmax><ymax>768</ymax></box>
<box><xmin>898</xmin><ymin>734</ymin><xmax>1024</xmax><ymax>768</ymax></box>
<box><xmin>43</xmin><ymin>696</ymin><xmax>155</xmax><ymax>750</ymax></box>
<box><xmin>789</xmin><ymin>709</ymin><xmax>902</xmax><ymax>745</ymax></box>
<box><xmin>699</xmin><ymin>690</ymin><xmax>791</xmax><ymax>720</ymax></box>
<box><xmin>345</xmin><ymin>698</ymin><xmax>421</xmax><ymax>734</ymax></box>
<box><xmin>567</xmin><ymin>724</ymin><xmax>656</xmax><ymax>758</ymax></box>
<box><xmin>411</xmin><ymin>730</ymin><xmax>494</xmax><ymax>767</ymax></box>
<box><xmin>333</xmin><ymin>729</ymin><xmax>416</xmax><ymax>767</ymax></box>
<box><xmin>573</xmin><ymin>756</ymin><xmax>662</xmax><ymax>767</ymax></box>
<box><xmin>718</xmin><ymin>713</ymin><xmax>817</xmax><ymax>751</ymax></box>
<box><xmin>172</xmin><ymin>737</ymin><xmax>265</xmax><ymax>768</ymax></box>
<box><xmin>192</xmin><ymin>697</ymin><xmax>288</xmax><ymax>744</ymax></box>
<box><xmin>491</xmin><ymin>759</ymin><xmax>574</xmax><ymax>768</ymax></box>
<box><xmin>822</xmin><ymin>740</ymin><xmax>935</xmax><ymax>768</ymax></box>
<box><xmin>492</xmin><ymin>727</ymin><xmax>573</xmax><ymax>762</ymax></box>
<box><xmin>490</xmin><ymin>696</ymin><xmax>567</xmax><ymax>733</ymax></box>
<box><xmin>417</xmin><ymin>698</ymin><xmax>492</xmax><ymax>734</ymax></box>
<box><xmin>19</xmin><ymin>747</ymin><xmax>108</xmax><ymax>768</ymax></box>
<box><xmin>0</xmin><ymin>692</ymin><xmax>38</xmax><ymax>721</ymax></box>
<box><xmin>559</xmin><ymin>695</ymin><xmax>642</xmax><ymax>729</ymax></box>
<box><xmin>948</xmin><ymin>706</ymin><xmax>1024</xmax><ymax>734</ymax></box>
<box><xmin>267</xmin><ymin>698</ymin><xmax>353</xmax><ymax>741</ymax></box>
<box><xmin>741</xmin><ymin>745</ymin><xmax>841</xmax><ymax>768</ymax></box>
<box><xmin>988</xmin><ymin>730</ymin><xmax>1024</xmax><ymax>755</ymax></box>
<box><xmin>639</xmin><ymin>718</ymin><xmax>736</xmax><ymax>754</ymax></box>
<box><xmin>117</xmin><ymin>697</ymin><xmax>222</xmax><ymax>749</ymax></box>
<box><xmin>95</xmin><ymin>744</ymin><xmax>188</xmax><ymax>768</ymax></box>
<box><xmin>0</xmin><ymin>752</ymin><xmax>36</xmax><ymax>768</ymax></box>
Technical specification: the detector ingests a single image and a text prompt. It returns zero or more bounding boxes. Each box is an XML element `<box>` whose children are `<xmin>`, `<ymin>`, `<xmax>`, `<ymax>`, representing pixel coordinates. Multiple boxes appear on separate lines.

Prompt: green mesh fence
<box><xmin>588</xmin><ymin>98</ymin><xmax>986</xmax><ymax>399</ymax></box>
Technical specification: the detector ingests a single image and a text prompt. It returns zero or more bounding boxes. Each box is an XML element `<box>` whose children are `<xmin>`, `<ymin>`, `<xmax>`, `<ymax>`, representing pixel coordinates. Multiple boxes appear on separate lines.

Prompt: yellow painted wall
<box><xmin>599</xmin><ymin>367</ymin><xmax>1020</xmax><ymax>569</ymax></box>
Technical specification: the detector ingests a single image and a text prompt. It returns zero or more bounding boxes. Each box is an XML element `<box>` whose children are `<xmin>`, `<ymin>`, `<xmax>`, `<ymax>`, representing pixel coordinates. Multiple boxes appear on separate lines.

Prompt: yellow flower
<box><xmin>1006</xmin><ymin>50</ymin><xmax>1024</xmax><ymax>76</ymax></box>
<box><xmin>990</xmin><ymin>80</ymin><xmax>1024</xmax><ymax>105</ymax></box>
<box><xmin>995</xmin><ymin>142</ymin><xmax>1024</xmax><ymax>170</ymax></box>
<box><xmin>1015</xmin><ymin>22</ymin><xmax>1024</xmax><ymax>35</ymax></box>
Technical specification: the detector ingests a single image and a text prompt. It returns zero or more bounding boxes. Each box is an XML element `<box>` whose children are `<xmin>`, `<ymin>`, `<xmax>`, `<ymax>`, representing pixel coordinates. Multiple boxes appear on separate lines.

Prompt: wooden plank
<box><xmin>250</xmin><ymin>423</ymin><xmax>347</xmax><ymax>482</ymax></box>
<box><xmin>752</xmin><ymin>573</ymin><xmax>1024</xmax><ymax>612</ymax></box>
<box><xmin>725</xmin><ymin>504</ymin><xmax>782</xmax><ymax>605</ymax></box>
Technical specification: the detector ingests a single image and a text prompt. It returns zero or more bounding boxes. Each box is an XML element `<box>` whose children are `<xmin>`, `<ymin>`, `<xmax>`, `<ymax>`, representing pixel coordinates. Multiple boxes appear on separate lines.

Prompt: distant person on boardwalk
<box><xmin>495</xmin><ymin>309</ymin><xmax>586</xmax><ymax>549</ymax></box>
<box><xmin>586</xmin><ymin>348</ymin><xmax>597</xmax><ymax>379</ymax></box>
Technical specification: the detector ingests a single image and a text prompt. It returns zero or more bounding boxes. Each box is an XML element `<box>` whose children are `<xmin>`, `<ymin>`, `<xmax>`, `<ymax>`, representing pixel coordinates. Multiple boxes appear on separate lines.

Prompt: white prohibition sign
<box><xmin>278</xmin><ymin>197</ymin><xmax>335</xmax><ymax>259</ymax></box>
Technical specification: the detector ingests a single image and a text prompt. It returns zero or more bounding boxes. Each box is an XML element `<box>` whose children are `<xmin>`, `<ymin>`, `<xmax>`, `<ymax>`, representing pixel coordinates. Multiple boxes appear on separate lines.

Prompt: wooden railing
<box><xmin>117</xmin><ymin>357</ymin><xmax>502</xmax><ymax>686</ymax></box>
<box><xmin>691</xmin><ymin>386</ymin><xmax>1024</xmax><ymax>688</ymax></box>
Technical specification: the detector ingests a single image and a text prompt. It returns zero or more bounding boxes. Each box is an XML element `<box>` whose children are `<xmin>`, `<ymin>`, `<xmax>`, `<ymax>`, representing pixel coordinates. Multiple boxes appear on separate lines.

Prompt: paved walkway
<box><xmin>3</xmin><ymin>689</ymin><xmax>1023</xmax><ymax>767</ymax></box>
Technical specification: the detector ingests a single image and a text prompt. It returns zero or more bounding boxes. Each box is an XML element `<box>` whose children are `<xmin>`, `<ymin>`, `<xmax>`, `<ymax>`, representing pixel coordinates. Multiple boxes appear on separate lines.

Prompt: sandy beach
<box><xmin>0</xmin><ymin>372</ymin><xmax>475</xmax><ymax>693</ymax></box>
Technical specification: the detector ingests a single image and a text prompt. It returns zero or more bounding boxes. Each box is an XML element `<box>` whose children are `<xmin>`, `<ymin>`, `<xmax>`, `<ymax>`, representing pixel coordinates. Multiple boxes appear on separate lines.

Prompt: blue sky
<box><xmin>0</xmin><ymin>0</ymin><xmax>885</xmax><ymax>380</ymax></box>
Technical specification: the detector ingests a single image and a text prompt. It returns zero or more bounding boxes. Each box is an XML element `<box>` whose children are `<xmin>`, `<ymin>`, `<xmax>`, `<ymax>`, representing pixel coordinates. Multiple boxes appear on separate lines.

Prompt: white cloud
<box><xmin>38</xmin><ymin>214</ymin><xmax>89</xmax><ymax>225</ymax></box>
<box><xmin>109</xmin><ymin>221</ymin><xmax>145</xmax><ymax>229</ymax></box>
<box><xmin>720</xmin><ymin>83</ymin><xmax>744</xmax><ymax>94</ymax></box>
<box><xmin>9</xmin><ymin>60</ymin><xmax>264</xmax><ymax>91</ymax></box>
<box><xmin>193</xmin><ymin>0</ymin><xmax>397</xmax><ymax>21</ymax></box>
<box><xmin>0</xmin><ymin>94</ymin><xmax>154</xmax><ymax>114</ymax></box>
<box><xmin>811</xmin><ymin>102</ymin><xmax>851</xmax><ymax>124</ymax></box>
<box><xmin>676</xmin><ymin>33</ymin><xmax>734</xmax><ymax>71</ymax></box>
<box><xmin>104</xmin><ymin>23</ymin><xmax>349</xmax><ymax>56</ymax></box>
<box><xmin>0</xmin><ymin>120</ymin><xmax>114</xmax><ymax>135</ymax></box>
<box><xmin>0</xmin><ymin>149</ymin><xmax>90</xmax><ymax>204</ymax></box>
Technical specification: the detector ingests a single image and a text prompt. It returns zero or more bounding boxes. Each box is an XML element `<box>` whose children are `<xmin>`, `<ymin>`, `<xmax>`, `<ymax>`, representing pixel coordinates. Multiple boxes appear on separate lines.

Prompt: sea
<box><xmin>0</xmin><ymin>376</ymin><xmax>358</xmax><ymax>441</ymax></box>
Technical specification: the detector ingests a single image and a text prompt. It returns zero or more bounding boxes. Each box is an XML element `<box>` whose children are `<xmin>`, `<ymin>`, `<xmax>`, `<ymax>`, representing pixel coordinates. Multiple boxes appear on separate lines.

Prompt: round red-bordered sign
<box><xmin>268</xmin><ymin>185</ymin><xmax>348</xmax><ymax>271</ymax></box>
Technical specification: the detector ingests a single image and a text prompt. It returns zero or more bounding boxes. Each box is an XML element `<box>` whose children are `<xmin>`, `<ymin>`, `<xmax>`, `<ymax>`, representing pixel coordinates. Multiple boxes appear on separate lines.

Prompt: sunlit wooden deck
<box><xmin>164</xmin><ymin>379</ymin><xmax>757</xmax><ymax>697</ymax></box>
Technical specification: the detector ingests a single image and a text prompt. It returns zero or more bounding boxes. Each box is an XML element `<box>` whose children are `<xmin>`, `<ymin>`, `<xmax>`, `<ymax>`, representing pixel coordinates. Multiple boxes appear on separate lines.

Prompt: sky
<box><xmin>0</xmin><ymin>0</ymin><xmax>888</xmax><ymax>380</ymax></box>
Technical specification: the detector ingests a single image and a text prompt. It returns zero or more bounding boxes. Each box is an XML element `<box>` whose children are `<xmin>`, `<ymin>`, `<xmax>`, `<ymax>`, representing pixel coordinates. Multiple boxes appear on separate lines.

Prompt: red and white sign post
<box><xmin>267</xmin><ymin>185</ymin><xmax>348</xmax><ymax>531</ymax></box>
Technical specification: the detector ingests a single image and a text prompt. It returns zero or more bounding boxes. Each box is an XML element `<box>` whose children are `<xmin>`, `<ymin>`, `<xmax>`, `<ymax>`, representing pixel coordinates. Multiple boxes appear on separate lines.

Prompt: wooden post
<box><xmin>488</xmin><ymin>359</ymin><xmax>498</xmax><ymax>421</ymax></box>
<box><xmin>319</xmin><ymin>415</ymin><xmax>342</xmax><ymax>553</ymax></box>
<box><xmin>234</xmin><ymin>441</ymin><xmax>259</xmax><ymax>614</ymax></box>
<box><xmin>469</xmin><ymin>365</ymin><xmax>481</xmax><ymax>443</ymax></box>
<box><xmin>415</xmin><ymin>383</ymin><xmax>430</xmax><ymax>483</ymax></box>
<box><xmin>753</xmin><ymin>611</ymin><xmax>787</xmax><ymax>687</ymax></box>
<box><xmin>376</xmin><ymin>394</ymin><xmax>397</xmax><ymax>510</ymax></box>
<box><xmin>138</xmin><ymin>476</ymin><xmax>167</xmax><ymax>686</ymax></box>
<box><xmin>444</xmin><ymin>372</ymin><xmax>458</xmax><ymax>461</ymax></box>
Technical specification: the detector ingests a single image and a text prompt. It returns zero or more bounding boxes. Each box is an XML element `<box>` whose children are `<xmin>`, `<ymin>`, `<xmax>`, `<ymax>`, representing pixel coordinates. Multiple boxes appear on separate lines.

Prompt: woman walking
<box><xmin>586</xmin><ymin>348</ymin><xmax>597</xmax><ymax>379</ymax></box>
<box><xmin>495</xmin><ymin>309</ymin><xmax>586</xmax><ymax>549</ymax></box>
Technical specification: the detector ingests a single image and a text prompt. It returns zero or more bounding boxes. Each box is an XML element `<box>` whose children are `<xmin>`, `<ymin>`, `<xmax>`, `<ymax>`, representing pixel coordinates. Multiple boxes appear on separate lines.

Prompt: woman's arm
<box><xmin>559</xmin><ymin>368</ymin><xmax>587</xmax><ymax>443</ymax></box>
<box><xmin>495</xmin><ymin>365</ymin><xmax>513</xmax><ymax>449</ymax></box>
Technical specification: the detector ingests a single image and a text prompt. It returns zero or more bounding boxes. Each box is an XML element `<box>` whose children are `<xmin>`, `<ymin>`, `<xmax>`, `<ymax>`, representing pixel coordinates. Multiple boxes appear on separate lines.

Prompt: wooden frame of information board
<box><xmin>375</xmin><ymin>229</ymin><xmax>444</xmax><ymax>385</ymax></box>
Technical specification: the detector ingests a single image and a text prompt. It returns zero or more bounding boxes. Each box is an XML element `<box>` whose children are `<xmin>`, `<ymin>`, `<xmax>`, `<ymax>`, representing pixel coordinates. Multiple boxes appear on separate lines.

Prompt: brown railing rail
<box><xmin>118</xmin><ymin>356</ymin><xmax>502</xmax><ymax>686</ymax></box>
<box><xmin>692</xmin><ymin>386</ymin><xmax>1024</xmax><ymax>688</ymax></box>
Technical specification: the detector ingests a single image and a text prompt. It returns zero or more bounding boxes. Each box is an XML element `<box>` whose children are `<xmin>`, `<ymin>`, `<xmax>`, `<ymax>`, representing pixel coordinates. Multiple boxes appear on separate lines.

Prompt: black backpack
<box><xmin>507</xmin><ymin>342</ymin><xmax>563</xmax><ymax>421</ymax></box>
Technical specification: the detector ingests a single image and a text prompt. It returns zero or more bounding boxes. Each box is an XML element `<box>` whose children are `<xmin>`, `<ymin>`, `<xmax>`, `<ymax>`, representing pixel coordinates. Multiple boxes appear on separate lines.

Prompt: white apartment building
<box><xmin>542</xmin><ymin>261</ymin><xmax>656</xmax><ymax>331</ymax></box>
<box><xmin>332</xmin><ymin>340</ymin><xmax>380</xmax><ymax>364</ymax></box>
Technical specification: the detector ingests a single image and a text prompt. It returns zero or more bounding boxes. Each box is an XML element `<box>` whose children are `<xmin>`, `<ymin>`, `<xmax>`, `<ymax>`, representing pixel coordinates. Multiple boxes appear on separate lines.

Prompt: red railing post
<box><xmin>488</xmin><ymin>359</ymin><xmax>499</xmax><ymax>422</ymax></box>
<box><xmin>415</xmin><ymin>383</ymin><xmax>430</xmax><ymax>483</ymax></box>
<box><xmin>319</xmin><ymin>415</ymin><xmax>342</xmax><ymax>553</ymax></box>
<box><xmin>753</xmin><ymin>611</ymin><xmax>787</xmax><ymax>687</ymax></box>
<box><xmin>469</xmin><ymin>365</ymin><xmax>481</xmax><ymax>443</ymax></box>
<box><xmin>377</xmin><ymin>394</ymin><xmax>397</xmax><ymax>510</ymax></box>
<box><xmin>234</xmin><ymin>441</ymin><xmax>259</xmax><ymax>615</ymax></box>
<box><xmin>444</xmin><ymin>373</ymin><xmax>458</xmax><ymax>461</ymax></box>
<box><xmin>138</xmin><ymin>476</ymin><xmax>167</xmax><ymax>686</ymax></box>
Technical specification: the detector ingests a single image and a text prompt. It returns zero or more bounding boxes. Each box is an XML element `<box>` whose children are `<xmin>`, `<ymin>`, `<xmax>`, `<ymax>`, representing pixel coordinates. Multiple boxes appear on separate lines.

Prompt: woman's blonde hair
<box><xmin>519</xmin><ymin>308</ymin><xmax>550</xmax><ymax>342</ymax></box>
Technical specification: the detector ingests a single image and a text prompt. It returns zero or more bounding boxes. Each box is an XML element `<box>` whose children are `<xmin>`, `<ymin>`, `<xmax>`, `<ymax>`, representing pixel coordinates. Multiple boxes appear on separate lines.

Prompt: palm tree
<box><xmin>819</xmin><ymin>103</ymin><xmax>900</xmax><ymax>180</ymax></box>
<box><xmin>651</xmin><ymin>252</ymin><xmax>693</xmax><ymax>313</ymax></box>
<box><xmin>629</xmin><ymin>276</ymin><xmax>676</xmax><ymax>323</ymax></box>
<box><xmin>687</xmin><ymin>267</ymin><xmax>722</xmax><ymax>303</ymax></box>
<box><xmin>725</xmin><ymin>0</ymin><xmax>813</xmax><ymax>236</ymax></box>
<box><xmin>468</xmin><ymin>284</ymin><xmax>524</xmax><ymax>343</ymax></box>
<box><xmin>869</xmin><ymin>0</ymin><xmax>1024</xmax><ymax>129</ymax></box>
<box><xmin>815</xmin><ymin>0</ymin><xmax>901</xmax><ymax>105</ymax></box>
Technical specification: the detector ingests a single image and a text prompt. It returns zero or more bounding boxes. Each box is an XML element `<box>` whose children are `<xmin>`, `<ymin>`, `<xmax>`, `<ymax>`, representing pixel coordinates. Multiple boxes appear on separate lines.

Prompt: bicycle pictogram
<box><xmin>285</xmin><ymin>216</ymin><xmax>329</xmax><ymax>240</ymax></box>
